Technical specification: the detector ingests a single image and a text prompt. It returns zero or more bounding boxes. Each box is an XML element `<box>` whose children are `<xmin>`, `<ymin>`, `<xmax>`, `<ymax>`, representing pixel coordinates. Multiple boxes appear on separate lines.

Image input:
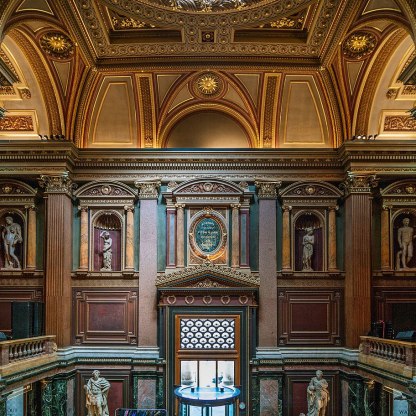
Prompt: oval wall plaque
<box><xmin>194</xmin><ymin>217</ymin><xmax>222</xmax><ymax>254</ymax></box>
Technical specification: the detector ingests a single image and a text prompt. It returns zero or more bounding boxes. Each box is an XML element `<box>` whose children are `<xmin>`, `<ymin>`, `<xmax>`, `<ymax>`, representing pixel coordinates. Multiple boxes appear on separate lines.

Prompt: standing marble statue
<box><xmin>302</xmin><ymin>227</ymin><xmax>315</xmax><ymax>271</ymax></box>
<box><xmin>307</xmin><ymin>370</ymin><xmax>330</xmax><ymax>416</ymax></box>
<box><xmin>1</xmin><ymin>216</ymin><xmax>22</xmax><ymax>269</ymax></box>
<box><xmin>84</xmin><ymin>370</ymin><xmax>111</xmax><ymax>416</ymax></box>
<box><xmin>100</xmin><ymin>231</ymin><xmax>112</xmax><ymax>271</ymax></box>
<box><xmin>396</xmin><ymin>217</ymin><xmax>416</xmax><ymax>269</ymax></box>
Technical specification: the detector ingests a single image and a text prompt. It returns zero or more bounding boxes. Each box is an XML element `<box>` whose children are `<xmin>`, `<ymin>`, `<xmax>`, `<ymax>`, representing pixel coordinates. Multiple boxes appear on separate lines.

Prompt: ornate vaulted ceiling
<box><xmin>0</xmin><ymin>0</ymin><xmax>415</xmax><ymax>148</ymax></box>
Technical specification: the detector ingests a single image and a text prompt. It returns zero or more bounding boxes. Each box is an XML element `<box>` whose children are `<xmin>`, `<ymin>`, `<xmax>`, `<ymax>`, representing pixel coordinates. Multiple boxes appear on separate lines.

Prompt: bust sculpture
<box><xmin>1</xmin><ymin>216</ymin><xmax>22</xmax><ymax>269</ymax></box>
<box><xmin>307</xmin><ymin>370</ymin><xmax>329</xmax><ymax>416</ymax></box>
<box><xmin>302</xmin><ymin>227</ymin><xmax>315</xmax><ymax>271</ymax></box>
<box><xmin>84</xmin><ymin>370</ymin><xmax>111</xmax><ymax>416</ymax></box>
<box><xmin>100</xmin><ymin>231</ymin><xmax>112</xmax><ymax>271</ymax></box>
<box><xmin>396</xmin><ymin>217</ymin><xmax>416</xmax><ymax>270</ymax></box>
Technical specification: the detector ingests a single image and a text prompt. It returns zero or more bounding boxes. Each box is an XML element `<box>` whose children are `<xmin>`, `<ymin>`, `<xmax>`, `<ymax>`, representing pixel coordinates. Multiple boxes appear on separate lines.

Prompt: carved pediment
<box><xmin>381</xmin><ymin>180</ymin><xmax>416</xmax><ymax>198</ymax></box>
<box><xmin>280</xmin><ymin>181</ymin><xmax>342</xmax><ymax>198</ymax></box>
<box><xmin>75</xmin><ymin>181</ymin><xmax>137</xmax><ymax>203</ymax></box>
<box><xmin>173</xmin><ymin>178</ymin><xmax>245</xmax><ymax>196</ymax></box>
<box><xmin>0</xmin><ymin>180</ymin><xmax>37</xmax><ymax>206</ymax></box>
<box><xmin>156</xmin><ymin>262</ymin><xmax>259</xmax><ymax>288</ymax></box>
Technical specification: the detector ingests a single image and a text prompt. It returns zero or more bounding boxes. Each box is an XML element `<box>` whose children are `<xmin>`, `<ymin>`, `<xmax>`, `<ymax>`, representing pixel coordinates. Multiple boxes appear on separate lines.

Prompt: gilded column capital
<box><xmin>282</xmin><ymin>204</ymin><xmax>292</xmax><ymax>212</ymax></box>
<box><xmin>134</xmin><ymin>180</ymin><xmax>161</xmax><ymax>199</ymax></box>
<box><xmin>175</xmin><ymin>203</ymin><xmax>186</xmax><ymax>210</ymax></box>
<box><xmin>25</xmin><ymin>204</ymin><xmax>37</xmax><ymax>211</ymax></box>
<box><xmin>382</xmin><ymin>204</ymin><xmax>392</xmax><ymax>211</ymax></box>
<box><xmin>78</xmin><ymin>206</ymin><xmax>88</xmax><ymax>212</ymax></box>
<box><xmin>124</xmin><ymin>205</ymin><xmax>135</xmax><ymax>212</ymax></box>
<box><xmin>231</xmin><ymin>203</ymin><xmax>241</xmax><ymax>210</ymax></box>
<box><xmin>39</xmin><ymin>171</ymin><xmax>73</xmax><ymax>196</ymax></box>
<box><xmin>255</xmin><ymin>180</ymin><xmax>282</xmax><ymax>199</ymax></box>
<box><xmin>341</xmin><ymin>172</ymin><xmax>379</xmax><ymax>195</ymax></box>
<box><xmin>328</xmin><ymin>205</ymin><xmax>338</xmax><ymax>211</ymax></box>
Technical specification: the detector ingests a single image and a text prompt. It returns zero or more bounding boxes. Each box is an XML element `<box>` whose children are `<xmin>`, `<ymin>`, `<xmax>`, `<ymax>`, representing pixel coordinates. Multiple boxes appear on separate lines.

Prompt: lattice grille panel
<box><xmin>180</xmin><ymin>318</ymin><xmax>235</xmax><ymax>349</ymax></box>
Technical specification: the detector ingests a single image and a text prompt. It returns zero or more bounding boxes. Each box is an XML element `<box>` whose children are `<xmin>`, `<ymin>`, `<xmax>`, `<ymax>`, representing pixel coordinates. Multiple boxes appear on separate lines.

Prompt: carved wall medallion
<box><xmin>386</xmin><ymin>88</ymin><xmax>399</xmax><ymax>100</ymax></box>
<box><xmin>342</xmin><ymin>31</ymin><xmax>377</xmax><ymax>60</ymax></box>
<box><xmin>40</xmin><ymin>32</ymin><xmax>74</xmax><ymax>60</ymax></box>
<box><xmin>192</xmin><ymin>73</ymin><xmax>224</xmax><ymax>99</ymax></box>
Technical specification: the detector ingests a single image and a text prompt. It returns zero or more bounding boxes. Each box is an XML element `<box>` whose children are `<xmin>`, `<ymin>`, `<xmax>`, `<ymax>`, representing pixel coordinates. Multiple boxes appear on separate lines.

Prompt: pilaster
<box><xmin>343</xmin><ymin>173</ymin><xmax>378</xmax><ymax>348</ymax></box>
<box><xmin>176</xmin><ymin>203</ymin><xmax>185</xmax><ymax>268</ymax></box>
<box><xmin>380</xmin><ymin>205</ymin><xmax>391</xmax><ymax>271</ymax></box>
<box><xmin>26</xmin><ymin>204</ymin><xmax>37</xmax><ymax>270</ymax></box>
<box><xmin>281</xmin><ymin>204</ymin><xmax>292</xmax><ymax>272</ymax></box>
<box><xmin>39</xmin><ymin>172</ymin><xmax>73</xmax><ymax>347</ymax></box>
<box><xmin>256</xmin><ymin>181</ymin><xmax>281</xmax><ymax>347</ymax></box>
<box><xmin>78</xmin><ymin>206</ymin><xmax>88</xmax><ymax>270</ymax></box>
<box><xmin>125</xmin><ymin>205</ymin><xmax>135</xmax><ymax>271</ymax></box>
<box><xmin>328</xmin><ymin>205</ymin><xmax>338</xmax><ymax>271</ymax></box>
<box><xmin>231</xmin><ymin>203</ymin><xmax>241</xmax><ymax>268</ymax></box>
<box><xmin>135</xmin><ymin>180</ymin><xmax>160</xmax><ymax>348</ymax></box>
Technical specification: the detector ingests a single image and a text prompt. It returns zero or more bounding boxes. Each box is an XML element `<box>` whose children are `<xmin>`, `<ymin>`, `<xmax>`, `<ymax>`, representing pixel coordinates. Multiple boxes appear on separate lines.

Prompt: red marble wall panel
<box><xmin>278</xmin><ymin>289</ymin><xmax>343</xmax><ymax>346</ymax></box>
<box><xmin>74</xmin><ymin>289</ymin><xmax>137</xmax><ymax>345</ymax></box>
<box><xmin>0</xmin><ymin>302</ymin><xmax>11</xmax><ymax>334</ymax></box>
<box><xmin>291</xmin><ymin>381</ymin><xmax>309</xmax><ymax>416</ymax></box>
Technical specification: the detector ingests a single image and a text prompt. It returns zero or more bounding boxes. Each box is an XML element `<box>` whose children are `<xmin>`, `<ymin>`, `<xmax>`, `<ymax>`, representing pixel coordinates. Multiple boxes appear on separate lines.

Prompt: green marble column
<box><xmin>0</xmin><ymin>394</ymin><xmax>7</xmax><ymax>416</ymax></box>
<box><xmin>348</xmin><ymin>379</ymin><xmax>364</xmax><ymax>416</ymax></box>
<box><xmin>41</xmin><ymin>378</ymin><xmax>67</xmax><ymax>416</ymax></box>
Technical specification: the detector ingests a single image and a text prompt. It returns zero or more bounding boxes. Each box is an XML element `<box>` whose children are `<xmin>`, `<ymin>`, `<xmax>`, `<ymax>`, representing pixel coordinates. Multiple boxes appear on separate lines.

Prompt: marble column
<box><xmin>328</xmin><ymin>205</ymin><xmax>338</xmax><ymax>271</ymax></box>
<box><xmin>125</xmin><ymin>205</ymin><xmax>135</xmax><ymax>271</ymax></box>
<box><xmin>231</xmin><ymin>203</ymin><xmax>241</xmax><ymax>268</ymax></box>
<box><xmin>176</xmin><ymin>203</ymin><xmax>185</xmax><ymax>268</ymax></box>
<box><xmin>135</xmin><ymin>180</ymin><xmax>160</xmax><ymax>348</ymax></box>
<box><xmin>380</xmin><ymin>205</ymin><xmax>391</xmax><ymax>271</ymax></box>
<box><xmin>282</xmin><ymin>205</ymin><xmax>292</xmax><ymax>271</ymax></box>
<box><xmin>39</xmin><ymin>172</ymin><xmax>73</xmax><ymax>347</ymax></box>
<box><xmin>78</xmin><ymin>206</ymin><xmax>88</xmax><ymax>270</ymax></box>
<box><xmin>343</xmin><ymin>173</ymin><xmax>378</xmax><ymax>348</ymax></box>
<box><xmin>256</xmin><ymin>181</ymin><xmax>281</xmax><ymax>347</ymax></box>
<box><xmin>26</xmin><ymin>205</ymin><xmax>37</xmax><ymax>270</ymax></box>
<box><xmin>364</xmin><ymin>379</ymin><xmax>375</xmax><ymax>416</ymax></box>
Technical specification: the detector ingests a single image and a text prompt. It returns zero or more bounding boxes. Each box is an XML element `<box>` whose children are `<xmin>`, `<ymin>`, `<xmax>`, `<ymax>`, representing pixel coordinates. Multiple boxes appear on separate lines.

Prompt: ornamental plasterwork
<box><xmin>401</xmin><ymin>85</ymin><xmax>416</xmax><ymax>95</ymax></box>
<box><xmin>156</xmin><ymin>261</ymin><xmax>260</xmax><ymax>287</ymax></box>
<box><xmin>384</xmin><ymin>115</ymin><xmax>416</xmax><ymax>131</ymax></box>
<box><xmin>255</xmin><ymin>180</ymin><xmax>281</xmax><ymax>199</ymax></box>
<box><xmin>280</xmin><ymin>182</ymin><xmax>343</xmax><ymax>199</ymax></box>
<box><xmin>0</xmin><ymin>180</ymin><xmax>37</xmax><ymax>206</ymax></box>
<box><xmin>134</xmin><ymin>180</ymin><xmax>161</xmax><ymax>199</ymax></box>
<box><xmin>79</xmin><ymin>0</ymin><xmax>341</xmax><ymax>57</ymax></box>
<box><xmin>0</xmin><ymin>49</ymin><xmax>19</xmax><ymax>81</ymax></box>
<box><xmin>340</xmin><ymin>172</ymin><xmax>379</xmax><ymax>195</ymax></box>
<box><xmin>342</xmin><ymin>31</ymin><xmax>377</xmax><ymax>60</ymax></box>
<box><xmin>190</xmin><ymin>278</ymin><xmax>229</xmax><ymax>288</ymax></box>
<box><xmin>380</xmin><ymin>181</ymin><xmax>416</xmax><ymax>203</ymax></box>
<box><xmin>192</xmin><ymin>72</ymin><xmax>224</xmax><ymax>99</ymax></box>
<box><xmin>0</xmin><ymin>116</ymin><xmax>33</xmax><ymax>131</ymax></box>
<box><xmin>39</xmin><ymin>32</ymin><xmax>74</xmax><ymax>60</ymax></box>
<box><xmin>177</xmin><ymin>181</ymin><xmax>239</xmax><ymax>194</ymax></box>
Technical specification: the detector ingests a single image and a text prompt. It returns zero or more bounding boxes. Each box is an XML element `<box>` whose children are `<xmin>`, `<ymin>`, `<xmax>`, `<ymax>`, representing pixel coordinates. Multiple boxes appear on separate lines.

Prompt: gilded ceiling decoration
<box><xmin>155</xmin><ymin>0</ymin><xmax>256</xmax><ymax>12</ymax></box>
<box><xmin>40</xmin><ymin>32</ymin><xmax>74</xmax><ymax>60</ymax></box>
<box><xmin>109</xmin><ymin>10</ymin><xmax>155</xmax><ymax>29</ymax></box>
<box><xmin>342</xmin><ymin>31</ymin><xmax>377</xmax><ymax>60</ymax></box>
<box><xmin>192</xmin><ymin>72</ymin><xmax>224</xmax><ymax>98</ymax></box>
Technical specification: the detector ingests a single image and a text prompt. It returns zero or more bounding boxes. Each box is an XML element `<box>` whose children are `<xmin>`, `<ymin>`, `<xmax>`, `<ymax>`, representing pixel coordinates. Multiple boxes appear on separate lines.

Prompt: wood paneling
<box><xmin>74</xmin><ymin>289</ymin><xmax>137</xmax><ymax>345</ymax></box>
<box><xmin>286</xmin><ymin>372</ymin><xmax>338</xmax><ymax>416</ymax></box>
<box><xmin>278</xmin><ymin>289</ymin><xmax>343</xmax><ymax>345</ymax></box>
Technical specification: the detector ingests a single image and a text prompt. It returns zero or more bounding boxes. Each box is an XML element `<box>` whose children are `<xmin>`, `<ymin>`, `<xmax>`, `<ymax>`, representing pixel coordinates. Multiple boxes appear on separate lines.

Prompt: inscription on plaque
<box><xmin>195</xmin><ymin>218</ymin><xmax>222</xmax><ymax>254</ymax></box>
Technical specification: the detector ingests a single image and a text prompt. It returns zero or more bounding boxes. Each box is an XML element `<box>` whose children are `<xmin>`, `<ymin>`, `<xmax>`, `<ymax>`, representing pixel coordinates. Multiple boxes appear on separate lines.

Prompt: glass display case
<box><xmin>174</xmin><ymin>385</ymin><xmax>240</xmax><ymax>416</ymax></box>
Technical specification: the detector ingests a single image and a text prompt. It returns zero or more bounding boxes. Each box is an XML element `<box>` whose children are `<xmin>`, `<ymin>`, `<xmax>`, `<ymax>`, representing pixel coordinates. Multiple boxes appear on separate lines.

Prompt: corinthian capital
<box><xmin>134</xmin><ymin>180</ymin><xmax>161</xmax><ymax>199</ymax></box>
<box><xmin>341</xmin><ymin>172</ymin><xmax>379</xmax><ymax>195</ymax></box>
<box><xmin>39</xmin><ymin>171</ymin><xmax>73</xmax><ymax>195</ymax></box>
<box><xmin>255</xmin><ymin>180</ymin><xmax>282</xmax><ymax>199</ymax></box>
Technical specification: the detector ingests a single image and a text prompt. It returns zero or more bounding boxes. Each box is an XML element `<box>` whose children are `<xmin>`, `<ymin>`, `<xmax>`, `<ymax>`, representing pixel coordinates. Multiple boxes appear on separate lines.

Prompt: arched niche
<box><xmin>91</xmin><ymin>211</ymin><xmax>123</xmax><ymax>272</ymax></box>
<box><xmin>165</xmin><ymin>111</ymin><xmax>251</xmax><ymax>148</ymax></box>
<box><xmin>293</xmin><ymin>211</ymin><xmax>324</xmax><ymax>272</ymax></box>
<box><xmin>0</xmin><ymin>209</ymin><xmax>25</xmax><ymax>270</ymax></box>
<box><xmin>391</xmin><ymin>209</ymin><xmax>416</xmax><ymax>270</ymax></box>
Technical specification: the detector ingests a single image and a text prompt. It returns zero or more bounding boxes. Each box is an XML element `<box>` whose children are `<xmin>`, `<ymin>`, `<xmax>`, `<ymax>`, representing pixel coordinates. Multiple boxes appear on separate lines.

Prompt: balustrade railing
<box><xmin>359</xmin><ymin>336</ymin><xmax>416</xmax><ymax>377</ymax></box>
<box><xmin>0</xmin><ymin>335</ymin><xmax>56</xmax><ymax>366</ymax></box>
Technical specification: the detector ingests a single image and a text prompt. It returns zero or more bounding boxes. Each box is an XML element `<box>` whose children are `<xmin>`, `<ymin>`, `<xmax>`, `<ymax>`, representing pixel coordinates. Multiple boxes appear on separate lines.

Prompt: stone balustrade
<box><xmin>359</xmin><ymin>336</ymin><xmax>416</xmax><ymax>379</ymax></box>
<box><xmin>0</xmin><ymin>335</ymin><xmax>56</xmax><ymax>367</ymax></box>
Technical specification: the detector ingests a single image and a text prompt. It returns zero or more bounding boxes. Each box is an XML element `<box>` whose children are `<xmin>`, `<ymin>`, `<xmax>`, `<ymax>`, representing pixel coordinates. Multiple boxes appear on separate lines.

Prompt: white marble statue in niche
<box><xmin>396</xmin><ymin>217</ymin><xmax>416</xmax><ymax>270</ymax></box>
<box><xmin>84</xmin><ymin>370</ymin><xmax>111</xmax><ymax>416</ymax></box>
<box><xmin>1</xmin><ymin>215</ymin><xmax>23</xmax><ymax>269</ymax></box>
<box><xmin>307</xmin><ymin>370</ymin><xmax>330</xmax><ymax>416</ymax></box>
<box><xmin>100</xmin><ymin>231</ymin><xmax>113</xmax><ymax>271</ymax></box>
<box><xmin>302</xmin><ymin>227</ymin><xmax>315</xmax><ymax>271</ymax></box>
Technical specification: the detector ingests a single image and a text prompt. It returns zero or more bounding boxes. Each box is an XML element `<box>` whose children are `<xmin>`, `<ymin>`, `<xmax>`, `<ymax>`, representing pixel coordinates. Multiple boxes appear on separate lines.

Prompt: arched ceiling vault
<box><xmin>0</xmin><ymin>0</ymin><xmax>415</xmax><ymax>148</ymax></box>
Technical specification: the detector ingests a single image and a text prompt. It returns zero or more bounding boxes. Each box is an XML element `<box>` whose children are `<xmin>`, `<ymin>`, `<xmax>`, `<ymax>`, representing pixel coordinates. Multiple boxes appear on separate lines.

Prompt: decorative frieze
<box><xmin>0</xmin><ymin>116</ymin><xmax>33</xmax><ymax>131</ymax></box>
<box><xmin>384</xmin><ymin>115</ymin><xmax>416</xmax><ymax>131</ymax></box>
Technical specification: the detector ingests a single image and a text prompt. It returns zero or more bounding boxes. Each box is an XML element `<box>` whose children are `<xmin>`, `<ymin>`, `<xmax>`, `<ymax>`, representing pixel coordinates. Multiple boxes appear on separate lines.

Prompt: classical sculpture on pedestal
<box><xmin>84</xmin><ymin>370</ymin><xmax>111</xmax><ymax>416</ymax></box>
<box><xmin>302</xmin><ymin>227</ymin><xmax>315</xmax><ymax>271</ymax></box>
<box><xmin>1</xmin><ymin>216</ymin><xmax>22</xmax><ymax>269</ymax></box>
<box><xmin>396</xmin><ymin>217</ymin><xmax>416</xmax><ymax>270</ymax></box>
<box><xmin>307</xmin><ymin>370</ymin><xmax>330</xmax><ymax>416</ymax></box>
<box><xmin>100</xmin><ymin>231</ymin><xmax>113</xmax><ymax>271</ymax></box>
